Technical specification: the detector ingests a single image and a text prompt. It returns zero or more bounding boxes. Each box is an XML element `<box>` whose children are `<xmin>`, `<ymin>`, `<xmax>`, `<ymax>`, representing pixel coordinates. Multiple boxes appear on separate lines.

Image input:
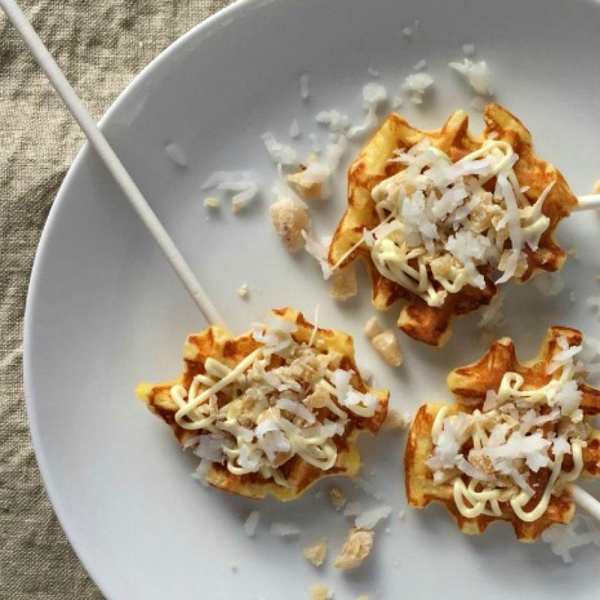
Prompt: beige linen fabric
<box><xmin>0</xmin><ymin>1</ymin><xmax>233</xmax><ymax>597</ymax></box>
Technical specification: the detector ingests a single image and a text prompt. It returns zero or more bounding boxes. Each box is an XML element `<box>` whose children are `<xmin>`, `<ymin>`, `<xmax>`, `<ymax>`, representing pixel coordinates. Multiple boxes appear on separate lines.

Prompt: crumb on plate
<box><xmin>303</xmin><ymin>537</ymin><xmax>329</xmax><ymax>567</ymax></box>
<box><xmin>328</xmin><ymin>485</ymin><xmax>347</xmax><ymax>510</ymax></box>
<box><xmin>371</xmin><ymin>330</ymin><xmax>403</xmax><ymax>367</ymax></box>
<box><xmin>329</xmin><ymin>263</ymin><xmax>358</xmax><ymax>301</ymax></box>
<box><xmin>334</xmin><ymin>527</ymin><xmax>375</xmax><ymax>570</ymax></box>
<box><xmin>310</xmin><ymin>584</ymin><xmax>333</xmax><ymax>600</ymax></box>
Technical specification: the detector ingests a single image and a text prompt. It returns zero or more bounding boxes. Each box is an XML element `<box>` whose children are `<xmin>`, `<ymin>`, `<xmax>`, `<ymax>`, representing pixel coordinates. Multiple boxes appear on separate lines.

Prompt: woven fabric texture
<box><xmin>0</xmin><ymin>1</ymin><xmax>232</xmax><ymax>598</ymax></box>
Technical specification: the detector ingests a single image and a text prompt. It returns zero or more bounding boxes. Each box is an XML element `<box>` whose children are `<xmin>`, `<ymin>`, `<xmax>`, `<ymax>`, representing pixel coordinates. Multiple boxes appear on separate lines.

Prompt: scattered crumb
<box><xmin>329</xmin><ymin>485</ymin><xmax>347</xmax><ymax>510</ymax></box>
<box><xmin>269</xmin><ymin>196</ymin><xmax>311</xmax><ymax>253</ymax></box>
<box><xmin>385</xmin><ymin>527</ymin><xmax>391</xmax><ymax>535</ymax></box>
<box><xmin>364</xmin><ymin>316</ymin><xmax>383</xmax><ymax>340</ymax></box>
<box><xmin>593</xmin><ymin>180</ymin><xmax>600</xmax><ymax>194</ymax></box>
<box><xmin>334</xmin><ymin>528</ymin><xmax>375</xmax><ymax>570</ymax></box>
<box><xmin>371</xmin><ymin>330</ymin><xmax>404</xmax><ymax>366</ymax></box>
<box><xmin>237</xmin><ymin>284</ymin><xmax>249</xmax><ymax>299</ymax></box>
<box><xmin>413</xmin><ymin>59</ymin><xmax>427</xmax><ymax>71</ymax></box>
<box><xmin>232</xmin><ymin>200</ymin><xmax>246</xmax><ymax>213</ymax></box>
<box><xmin>228</xmin><ymin>562</ymin><xmax>238</xmax><ymax>572</ymax></box>
<box><xmin>381</xmin><ymin>408</ymin><xmax>408</xmax><ymax>431</ymax></box>
<box><xmin>567</xmin><ymin>246</ymin><xmax>580</xmax><ymax>260</ymax></box>
<box><xmin>367</xmin><ymin>67</ymin><xmax>380</xmax><ymax>77</ymax></box>
<box><xmin>204</xmin><ymin>197</ymin><xmax>220</xmax><ymax>209</ymax></box>
<box><xmin>402</xmin><ymin>26</ymin><xmax>413</xmax><ymax>37</ymax></box>
<box><xmin>303</xmin><ymin>537</ymin><xmax>329</xmax><ymax>567</ymax></box>
<box><xmin>329</xmin><ymin>263</ymin><xmax>358</xmax><ymax>300</ymax></box>
<box><xmin>287</xmin><ymin>169</ymin><xmax>325</xmax><ymax>200</ymax></box>
<box><xmin>244</xmin><ymin>511</ymin><xmax>260</xmax><ymax>537</ymax></box>
<box><xmin>397</xmin><ymin>510</ymin><xmax>406</xmax><ymax>520</ymax></box>
<box><xmin>462</xmin><ymin>43</ymin><xmax>475</xmax><ymax>55</ymax></box>
<box><xmin>310</xmin><ymin>585</ymin><xmax>333</xmax><ymax>600</ymax></box>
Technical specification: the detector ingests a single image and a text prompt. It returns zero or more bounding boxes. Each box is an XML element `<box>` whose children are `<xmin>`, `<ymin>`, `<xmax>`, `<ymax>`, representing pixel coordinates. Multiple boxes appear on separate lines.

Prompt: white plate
<box><xmin>24</xmin><ymin>0</ymin><xmax>600</xmax><ymax>598</ymax></box>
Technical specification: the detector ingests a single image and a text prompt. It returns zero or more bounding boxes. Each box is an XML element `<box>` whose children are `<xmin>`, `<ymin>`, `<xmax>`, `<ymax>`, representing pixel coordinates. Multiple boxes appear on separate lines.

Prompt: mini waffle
<box><xmin>328</xmin><ymin>104</ymin><xmax>578</xmax><ymax>347</ymax></box>
<box><xmin>405</xmin><ymin>326</ymin><xmax>600</xmax><ymax>541</ymax></box>
<box><xmin>136</xmin><ymin>307</ymin><xmax>389</xmax><ymax>501</ymax></box>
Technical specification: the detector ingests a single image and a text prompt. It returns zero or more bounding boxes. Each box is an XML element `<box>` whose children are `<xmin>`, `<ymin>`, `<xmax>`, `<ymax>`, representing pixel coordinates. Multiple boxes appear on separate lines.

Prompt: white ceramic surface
<box><xmin>24</xmin><ymin>0</ymin><xmax>600</xmax><ymax>598</ymax></box>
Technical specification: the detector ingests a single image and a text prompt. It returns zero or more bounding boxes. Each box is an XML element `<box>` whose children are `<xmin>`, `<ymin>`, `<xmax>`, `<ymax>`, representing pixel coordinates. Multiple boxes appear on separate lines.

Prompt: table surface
<box><xmin>0</xmin><ymin>2</ymin><xmax>233</xmax><ymax>598</ymax></box>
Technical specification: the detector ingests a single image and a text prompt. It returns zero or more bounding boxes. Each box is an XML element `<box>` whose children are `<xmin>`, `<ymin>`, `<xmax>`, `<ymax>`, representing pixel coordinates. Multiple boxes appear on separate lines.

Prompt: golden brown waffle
<box><xmin>329</xmin><ymin>104</ymin><xmax>578</xmax><ymax>347</ymax></box>
<box><xmin>405</xmin><ymin>326</ymin><xmax>600</xmax><ymax>541</ymax></box>
<box><xmin>136</xmin><ymin>307</ymin><xmax>389</xmax><ymax>501</ymax></box>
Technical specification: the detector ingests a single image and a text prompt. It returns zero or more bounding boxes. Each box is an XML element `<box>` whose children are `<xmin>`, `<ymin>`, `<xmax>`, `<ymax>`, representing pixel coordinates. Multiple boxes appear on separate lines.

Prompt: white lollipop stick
<box><xmin>570</xmin><ymin>484</ymin><xmax>600</xmax><ymax>523</ymax></box>
<box><xmin>0</xmin><ymin>0</ymin><xmax>224</xmax><ymax>327</ymax></box>
<box><xmin>575</xmin><ymin>195</ymin><xmax>600</xmax><ymax>212</ymax></box>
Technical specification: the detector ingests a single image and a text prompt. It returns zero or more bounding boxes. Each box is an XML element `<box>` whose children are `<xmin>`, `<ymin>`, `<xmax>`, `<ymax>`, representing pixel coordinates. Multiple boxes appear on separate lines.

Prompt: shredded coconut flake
<box><xmin>270</xmin><ymin>522</ymin><xmax>301</xmax><ymax>537</ymax></box>
<box><xmin>347</xmin><ymin>83</ymin><xmax>388</xmax><ymax>139</ymax></box>
<box><xmin>354</xmin><ymin>504</ymin><xmax>393</xmax><ymax>529</ymax></box>
<box><xmin>403</xmin><ymin>72</ymin><xmax>434</xmax><ymax>104</ymax></box>
<box><xmin>165</xmin><ymin>142</ymin><xmax>188</xmax><ymax>167</ymax></box>
<box><xmin>541</xmin><ymin>515</ymin><xmax>600</xmax><ymax>563</ymax></box>
<box><xmin>261</xmin><ymin>132</ymin><xmax>298</xmax><ymax>165</ymax></box>
<box><xmin>303</xmin><ymin>231</ymin><xmax>333</xmax><ymax>279</ymax></box>
<box><xmin>244</xmin><ymin>511</ymin><xmax>260</xmax><ymax>537</ymax></box>
<box><xmin>449</xmin><ymin>59</ymin><xmax>493</xmax><ymax>95</ymax></box>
